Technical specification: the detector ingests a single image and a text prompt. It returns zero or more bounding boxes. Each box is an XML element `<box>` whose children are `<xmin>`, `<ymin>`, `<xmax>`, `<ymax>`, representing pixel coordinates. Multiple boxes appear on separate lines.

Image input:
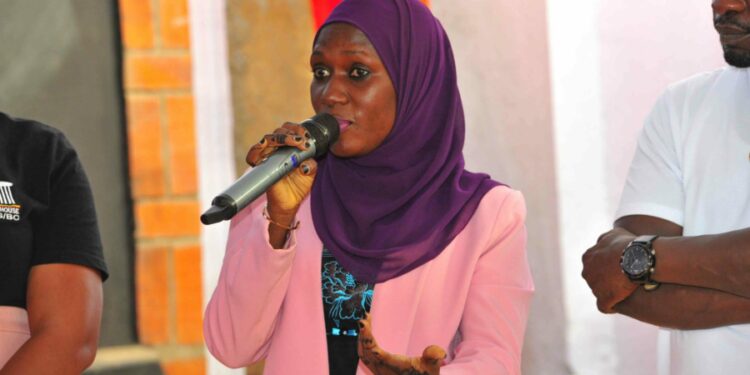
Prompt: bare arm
<box><xmin>650</xmin><ymin>228</ymin><xmax>750</xmax><ymax>298</ymax></box>
<box><xmin>609</xmin><ymin>215</ymin><xmax>750</xmax><ymax>329</ymax></box>
<box><xmin>0</xmin><ymin>264</ymin><xmax>103</xmax><ymax>375</ymax></box>
<box><xmin>615</xmin><ymin>283</ymin><xmax>750</xmax><ymax>330</ymax></box>
<box><xmin>616</xmin><ymin>215</ymin><xmax>750</xmax><ymax>297</ymax></box>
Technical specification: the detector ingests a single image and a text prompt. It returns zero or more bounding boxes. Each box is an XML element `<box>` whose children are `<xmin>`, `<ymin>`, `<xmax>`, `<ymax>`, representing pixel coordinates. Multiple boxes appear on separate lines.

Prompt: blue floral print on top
<box><xmin>322</xmin><ymin>247</ymin><xmax>373</xmax><ymax>374</ymax></box>
<box><xmin>322</xmin><ymin>248</ymin><xmax>373</xmax><ymax>334</ymax></box>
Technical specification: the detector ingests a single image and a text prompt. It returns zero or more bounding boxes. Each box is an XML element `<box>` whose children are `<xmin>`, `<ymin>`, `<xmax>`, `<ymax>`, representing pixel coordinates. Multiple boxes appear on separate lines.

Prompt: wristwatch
<box><xmin>620</xmin><ymin>235</ymin><xmax>660</xmax><ymax>291</ymax></box>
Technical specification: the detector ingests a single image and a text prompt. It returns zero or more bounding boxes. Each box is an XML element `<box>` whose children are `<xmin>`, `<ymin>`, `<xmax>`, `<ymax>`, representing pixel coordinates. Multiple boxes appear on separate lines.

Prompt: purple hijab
<box><xmin>311</xmin><ymin>0</ymin><xmax>500</xmax><ymax>283</ymax></box>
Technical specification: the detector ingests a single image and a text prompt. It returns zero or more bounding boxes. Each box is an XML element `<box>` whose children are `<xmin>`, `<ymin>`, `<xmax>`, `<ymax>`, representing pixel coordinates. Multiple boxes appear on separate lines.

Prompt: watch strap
<box><xmin>632</xmin><ymin>234</ymin><xmax>659</xmax><ymax>246</ymax></box>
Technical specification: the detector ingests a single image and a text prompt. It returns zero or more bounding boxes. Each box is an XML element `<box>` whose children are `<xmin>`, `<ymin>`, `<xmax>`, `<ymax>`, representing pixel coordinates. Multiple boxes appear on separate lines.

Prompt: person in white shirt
<box><xmin>582</xmin><ymin>1</ymin><xmax>750</xmax><ymax>374</ymax></box>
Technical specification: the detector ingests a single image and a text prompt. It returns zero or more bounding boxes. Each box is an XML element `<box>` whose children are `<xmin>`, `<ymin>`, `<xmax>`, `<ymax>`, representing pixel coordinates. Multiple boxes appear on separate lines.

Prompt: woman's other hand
<box><xmin>246</xmin><ymin>122</ymin><xmax>316</xmax><ymax>247</ymax></box>
<box><xmin>358</xmin><ymin>313</ymin><xmax>445</xmax><ymax>375</ymax></box>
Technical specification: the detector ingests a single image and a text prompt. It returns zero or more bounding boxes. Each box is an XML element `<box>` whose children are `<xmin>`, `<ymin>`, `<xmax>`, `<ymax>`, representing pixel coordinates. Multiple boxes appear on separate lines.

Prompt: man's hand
<box><xmin>358</xmin><ymin>313</ymin><xmax>446</xmax><ymax>375</ymax></box>
<box><xmin>582</xmin><ymin>227</ymin><xmax>639</xmax><ymax>313</ymax></box>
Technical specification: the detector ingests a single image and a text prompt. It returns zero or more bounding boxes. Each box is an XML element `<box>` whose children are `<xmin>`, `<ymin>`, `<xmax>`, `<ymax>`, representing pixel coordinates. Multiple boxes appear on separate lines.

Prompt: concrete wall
<box><xmin>432</xmin><ymin>1</ymin><xmax>568</xmax><ymax>374</ymax></box>
<box><xmin>226</xmin><ymin>0</ymin><xmax>315</xmax><ymax>176</ymax></box>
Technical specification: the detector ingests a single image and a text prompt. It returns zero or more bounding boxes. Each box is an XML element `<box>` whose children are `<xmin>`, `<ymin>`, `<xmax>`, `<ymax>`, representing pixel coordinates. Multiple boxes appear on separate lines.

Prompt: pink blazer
<box><xmin>204</xmin><ymin>186</ymin><xmax>534</xmax><ymax>374</ymax></box>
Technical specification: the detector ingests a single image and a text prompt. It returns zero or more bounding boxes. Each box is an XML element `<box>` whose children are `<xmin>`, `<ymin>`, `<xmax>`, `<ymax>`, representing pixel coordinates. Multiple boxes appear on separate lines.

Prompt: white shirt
<box><xmin>617</xmin><ymin>66</ymin><xmax>750</xmax><ymax>375</ymax></box>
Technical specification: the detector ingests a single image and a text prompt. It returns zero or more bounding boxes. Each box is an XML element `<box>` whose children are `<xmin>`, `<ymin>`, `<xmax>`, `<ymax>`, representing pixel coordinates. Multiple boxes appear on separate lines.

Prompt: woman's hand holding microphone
<box><xmin>246</xmin><ymin>122</ymin><xmax>317</xmax><ymax>249</ymax></box>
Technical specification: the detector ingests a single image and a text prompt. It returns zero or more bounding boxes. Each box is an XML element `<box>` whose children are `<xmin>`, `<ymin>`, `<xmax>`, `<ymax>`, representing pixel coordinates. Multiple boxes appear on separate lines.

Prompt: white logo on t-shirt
<box><xmin>0</xmin><ymin>181</ymin><xmax>21</xmax><ymax>222</ymax></box>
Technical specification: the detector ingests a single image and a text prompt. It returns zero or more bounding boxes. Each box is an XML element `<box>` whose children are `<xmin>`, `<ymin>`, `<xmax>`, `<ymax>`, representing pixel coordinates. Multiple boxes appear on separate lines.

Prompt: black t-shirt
<box><xmin>0</xmin><ymin>112</ymin><xmax>108</xmax><ymax>308</ymax></box>
<box><xmin>322</xmin><ymin>248</ymin><xmax>373</xmax><ymax>375</ymax></box>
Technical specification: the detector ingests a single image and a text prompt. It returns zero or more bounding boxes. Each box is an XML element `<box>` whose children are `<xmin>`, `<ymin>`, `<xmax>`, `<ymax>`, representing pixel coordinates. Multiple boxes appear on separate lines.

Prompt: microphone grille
<box><xmin>302</xmin><ymin>113</ymin><xmax>340</xmax><ymax>158</ymax></box>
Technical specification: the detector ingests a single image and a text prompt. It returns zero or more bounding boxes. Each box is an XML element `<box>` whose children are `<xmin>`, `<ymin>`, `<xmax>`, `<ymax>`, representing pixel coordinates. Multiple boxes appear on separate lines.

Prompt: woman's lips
<box><xmin>336</xmin><ymin>118</ymin><xmax>352</xmax><ymax>132</ymax></box>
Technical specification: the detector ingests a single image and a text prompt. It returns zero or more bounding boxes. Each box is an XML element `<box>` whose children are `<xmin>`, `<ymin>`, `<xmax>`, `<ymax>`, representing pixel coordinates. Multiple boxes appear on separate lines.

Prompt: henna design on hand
<box><xmin>357</xmin><ymin>312</ymin><xmax>446</xmax><ymax>375</ymax></box>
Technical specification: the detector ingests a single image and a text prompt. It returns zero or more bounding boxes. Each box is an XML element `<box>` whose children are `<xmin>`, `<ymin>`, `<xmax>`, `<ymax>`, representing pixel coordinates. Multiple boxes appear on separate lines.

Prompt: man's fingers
<box><xmin>597</xmin><ymin>227</ymin><xmax>634</xmax><ymax>246</ymax></box>
<box><xmin>596</xmin><ymin>229</ymin><xmax>618</xmax><ymax>244</ymax></box>
<box><xmin>596</xmin><ymin>298</ymin><xmax>609</xmax><ymax>313</ymax></box>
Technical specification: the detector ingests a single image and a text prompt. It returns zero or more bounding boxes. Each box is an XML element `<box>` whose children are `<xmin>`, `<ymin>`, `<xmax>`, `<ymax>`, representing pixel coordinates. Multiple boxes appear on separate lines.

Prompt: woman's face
<box><xmin>310</xmin><ymin>23</ymin><xmax>397</xmax><ymax>158</ymax></box>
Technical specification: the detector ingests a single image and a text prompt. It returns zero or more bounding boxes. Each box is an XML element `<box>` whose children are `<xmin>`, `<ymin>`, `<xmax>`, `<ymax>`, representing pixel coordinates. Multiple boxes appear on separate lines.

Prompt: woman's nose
<box><xmin>320</xmin><ymin>76</ymin><xmax>349</xmax><ymax>107</ymax></box>
<box><xmin>713</xmin><ymin>0</ymin><xmax>748</xmax><ymax>17</ymax></box>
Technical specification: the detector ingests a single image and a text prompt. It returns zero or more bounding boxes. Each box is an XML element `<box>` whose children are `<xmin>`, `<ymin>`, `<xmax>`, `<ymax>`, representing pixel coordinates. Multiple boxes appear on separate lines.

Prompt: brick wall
<box><xmin>119</xmin><ymin>0</ymin><xmax>205</xmax><ymax>373</ymax></box>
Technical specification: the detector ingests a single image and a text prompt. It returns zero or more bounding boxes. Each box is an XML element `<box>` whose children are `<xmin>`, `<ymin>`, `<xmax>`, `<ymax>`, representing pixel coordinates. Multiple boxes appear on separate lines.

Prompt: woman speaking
<box><xmin>204</xmin><ymin>0</ymin><xmax>534</xmax><ymax>374</ymax></box>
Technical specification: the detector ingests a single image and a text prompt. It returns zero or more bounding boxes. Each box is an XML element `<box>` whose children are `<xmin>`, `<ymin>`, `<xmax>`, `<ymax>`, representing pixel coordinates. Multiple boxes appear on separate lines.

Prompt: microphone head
<box><xmin>302</xmin><ymin>113</ymin><xmax>340</xmax><ymax>158</ymax></box>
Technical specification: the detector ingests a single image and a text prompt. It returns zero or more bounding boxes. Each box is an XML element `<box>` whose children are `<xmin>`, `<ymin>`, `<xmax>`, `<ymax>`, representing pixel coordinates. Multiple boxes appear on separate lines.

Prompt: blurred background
<box><xmin>0</xmin><ymin>0</ymin><xmax>724</xmax><ymax>374</ymax></box>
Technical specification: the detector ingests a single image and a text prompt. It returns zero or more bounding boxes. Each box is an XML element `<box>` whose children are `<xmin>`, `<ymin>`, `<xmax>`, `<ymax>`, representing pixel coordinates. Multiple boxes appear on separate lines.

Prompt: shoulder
<box><xmin>451</xmin><ymin>185</ymin><xmax>527</xmax><ymax>262</ymax></box>
<box><xmin>0</xmin><ymin>112</ymin><xmax>72</xmax><ymax>157</ymax></box>
<box><xmin>477</xmin><ymin>185</ymin><xmax>526</xmax><ymax>221</ymax></box>
<box><xmin>0</xmin><ymin>112</ymin><xmax>67</xmax><ymax>142</ymax></box>
<box><xmin>668</xmin><ymin>67</ymin><xmax>727</xmax><ymax>90</ymax></box>
<box><xmin>469</xmin><ymin>185</ymin><xmax>526</xmax><ymax>236</ymax></box>
<box><xmin>669</xmin><ymin>66</ymin><xmax>740</xmax><ymax>91</ymax></box>
<box><xmin>661</xmin><ymin>66</ymin><xmax>737</xmax><ymax>107</ymax></box>
<box><xmin>0</xmin><ymin>113</ymin><xmax>85</xmax><ymax>203</ymax></box>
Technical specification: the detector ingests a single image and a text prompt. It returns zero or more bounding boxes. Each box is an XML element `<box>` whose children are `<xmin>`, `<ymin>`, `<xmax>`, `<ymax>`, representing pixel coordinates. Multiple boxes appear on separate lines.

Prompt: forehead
<box><xmin>313</xmin><ymin>23</ymin><xmax>375</xmax><ymax>52</ymax></box>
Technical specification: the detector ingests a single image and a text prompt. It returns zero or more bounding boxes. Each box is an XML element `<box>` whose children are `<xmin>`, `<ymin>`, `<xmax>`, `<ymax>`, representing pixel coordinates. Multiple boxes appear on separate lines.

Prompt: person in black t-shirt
<box><xmin>0</xmin><ymin>112</ymin><xmax>108</xmax><ymax>373</ymax></box>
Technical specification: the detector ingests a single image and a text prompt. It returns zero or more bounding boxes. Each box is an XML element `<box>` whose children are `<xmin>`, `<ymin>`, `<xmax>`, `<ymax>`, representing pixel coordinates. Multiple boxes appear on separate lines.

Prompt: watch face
<box><xmin>621</xmin><ymin>245</ymin><xmax>651</xmax><ymax>277</ymax></box>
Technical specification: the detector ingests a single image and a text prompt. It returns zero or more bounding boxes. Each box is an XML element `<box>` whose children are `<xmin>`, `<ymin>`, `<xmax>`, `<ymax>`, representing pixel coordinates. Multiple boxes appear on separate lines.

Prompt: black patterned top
<box><xmin>322</xmin><ymin>248</ymin><xmax>374</xmax><ymax>374</ymax></box>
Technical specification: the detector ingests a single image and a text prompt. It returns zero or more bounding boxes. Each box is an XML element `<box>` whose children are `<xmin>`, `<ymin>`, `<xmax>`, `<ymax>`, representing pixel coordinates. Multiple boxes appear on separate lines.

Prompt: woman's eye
<box><xmin>350</xmin><ymin>67</ymin><xmax>370</xmax><ymax>80</ymax></box>
<box><xmin>313</xmin><ymin>67</ymin><xmax>330</xmax><ymax>80</ymax></box>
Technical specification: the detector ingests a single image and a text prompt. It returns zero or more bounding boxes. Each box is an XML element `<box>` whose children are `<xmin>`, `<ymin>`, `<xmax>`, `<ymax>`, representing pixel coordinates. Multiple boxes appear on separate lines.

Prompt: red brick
<box><xmin>126</xmin><ymin>95</ymin><xmax>165</xmax><ymax>197</ymax></box>
<box><xmin>166</xmin><ymin>95</ymin><xmax>197</xmax><ymax>195</ymax></box>
<box><xmin>135</xmin><ymin>247</ymin><xmax>170</xmax><ymax>344</ymax></box>
<box><xmin>135</xmin><ymin>200</ymin><xmax>201</xmax><ymax>238</ymax></box>
<box><xmin>159</xmin><ymin>0</ymin><xmax>190</xmax><ymax>48</ymax></box>
<box><xmin>119</xmin><ymin>0</ymin><xmax>154</xmax><ymax>49</ymax></box>
<box><xmin>162</xmin><ymin>357</ymin><xmax>205</xmax><ymax>375</ymax></box>
<box><xmin>125</xmin><ymin>55</ymin><xmax>192</xmax><ymax>90</ymax></box>
<box><xmin>174</xmin><ymin>245</ymin><xmax>203</xmax><ymax>344</ymax></box>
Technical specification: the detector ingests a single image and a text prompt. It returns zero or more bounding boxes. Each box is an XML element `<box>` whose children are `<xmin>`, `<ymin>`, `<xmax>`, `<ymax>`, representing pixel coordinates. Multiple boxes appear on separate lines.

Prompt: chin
<box><xmin>329</xmin><ymin>135</ymin><xmax>372</xmax><ymax>158</ymax></box>
<box><xmin>329</xmin><ymin>148</ymin><xmax>350</xmax><ymax>158</ymax></box>
<box><xmin>723</xmin><ymin>48</ymin><xmax>750</xmax><ymax>68</ymax></box>
<box><xmin>329</xmin><ymin>143</ymin><xmax>361</xmax><ymax>158</ymax></box>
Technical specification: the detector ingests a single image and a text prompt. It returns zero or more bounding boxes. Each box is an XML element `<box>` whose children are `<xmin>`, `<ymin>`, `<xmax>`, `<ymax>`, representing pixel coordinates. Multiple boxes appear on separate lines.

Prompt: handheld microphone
<box><xmin>200</xmin><ymin>113</ymin><xmax>339</xmax><ymax>225</ymax></box>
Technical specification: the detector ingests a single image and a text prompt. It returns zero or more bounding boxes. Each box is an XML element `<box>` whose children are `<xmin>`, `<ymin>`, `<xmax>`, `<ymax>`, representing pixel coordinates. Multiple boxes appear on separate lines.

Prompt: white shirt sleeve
<box><xmin>615</xmin><ymin>88</ymin><xmax>685</xmax><ymax>226</ymax></box>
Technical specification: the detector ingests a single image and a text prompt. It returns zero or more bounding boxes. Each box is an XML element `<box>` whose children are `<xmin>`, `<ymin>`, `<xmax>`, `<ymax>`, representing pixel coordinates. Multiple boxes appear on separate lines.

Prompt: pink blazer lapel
<box><xmin>368</xmin><ymin>257</ymin><xmax>434</xmax><ymax>356</ymax></box>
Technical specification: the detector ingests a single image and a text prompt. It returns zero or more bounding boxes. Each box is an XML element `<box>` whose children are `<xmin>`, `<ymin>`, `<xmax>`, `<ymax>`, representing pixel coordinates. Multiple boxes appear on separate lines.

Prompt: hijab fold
<box><xmin>311</xmin><ymin>0</ymin><xmax>501</xmax><ymax>283</ymax></box>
